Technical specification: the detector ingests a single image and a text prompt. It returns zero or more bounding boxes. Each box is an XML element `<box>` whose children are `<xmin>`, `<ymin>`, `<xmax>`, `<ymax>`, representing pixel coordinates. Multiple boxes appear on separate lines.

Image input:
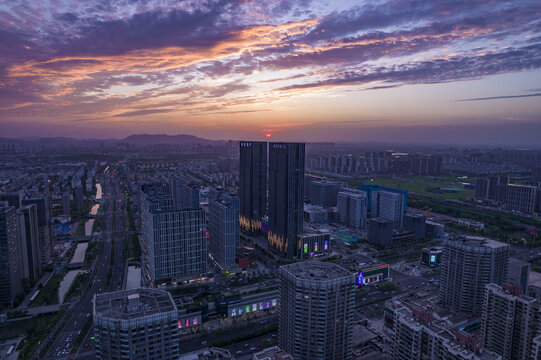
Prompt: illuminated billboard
<box><xmin>357</xmin><ymin>265</ymin><xmax>389</xmax><ymax>285</ymax></box>
<box><xmin>421</xmin><ymin>248</ymin><xmax>442</xmax><ymax>267</ymax></box>
<box><xmin>356</xmin><ymin>272</ymin><xmax>364</xmax><ymax>286</ymax></box>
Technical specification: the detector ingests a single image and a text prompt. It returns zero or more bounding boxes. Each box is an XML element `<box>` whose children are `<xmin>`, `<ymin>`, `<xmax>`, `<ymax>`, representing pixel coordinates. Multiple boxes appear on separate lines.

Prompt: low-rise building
<box><xmin>252</xmin><ymin>346</ymin><xmax>294</xmax><ymax>360</ymax></box>
<box><xmin>216</xmin><ymin>289</ymin><xmax>279</xmax><ymax>319</ymax></box>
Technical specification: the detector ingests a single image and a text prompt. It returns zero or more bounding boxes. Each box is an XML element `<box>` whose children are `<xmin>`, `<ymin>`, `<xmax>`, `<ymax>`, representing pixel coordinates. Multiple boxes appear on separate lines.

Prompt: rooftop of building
<box><xmin>369</xmin><ymin>217</ymin><xmax>393</xmax><ymax>224</ymax></box>
<box><xmin>352</xmin><ymin>324</ymin><xmax>377</xmax><ymax>347</ymax></box>
<box><xmin>338</xmin><ymin>188</ymin><xmax>367</xmax><ymax>197</ymax></box>
<box><xmin>386</xmin><ymin>285</ymin><xmax>474</xmax><ymax>328</ymax></box>
<box><xmin>486</xmin><ymin>283</ymin><xmax>538</xmax><ymax>302</ymax></box>
<box><xmin>529</xmin><ymin>271</ymin><xmax>541</xmax><ymax>288</ymax></box>
<box><xmin>93</xmin><ymin>288</ymin><xmax>176</xmax><ymax>321</ymax></box>
<box><xmin>252</xmin><ymin>346</ymin><xmax>294</xmax><ymax>360</ymax></box>
<box><xmin>178</xmin><ymin>347</ymin><xmax>234</xmax><ymax>360</ymax></box>
<box><xmin>422</xmin><ymin>247</ymin><xmax>443</xmax><ymax>252</ymax></box>
<box><xmin>507</xmin><ymin>183</ymin><xmax>537</xmax><ymax>189</ymax></box>
<box><xmin>405</xmin><ymin>213</ymin><xmax>426</xmax><ymax>219</ymax></box>
<box><xmin>304</xmin><ymin>204</ymin><xmax>327</xmax><ymax>212</ymax></box>
<box><xmin>392</xmin><ymin>300</ymin><xmax>500</xmax><ymax>360</ymax></box>
<box><xmin>280</xmin><ymin>260</ymin><xmax>353</xmax><ymax>282</ymax></box>
<box><xmin>446</xmin><ymin>236</ymin><xmax>509</xmax><ymax>249</ymax></box>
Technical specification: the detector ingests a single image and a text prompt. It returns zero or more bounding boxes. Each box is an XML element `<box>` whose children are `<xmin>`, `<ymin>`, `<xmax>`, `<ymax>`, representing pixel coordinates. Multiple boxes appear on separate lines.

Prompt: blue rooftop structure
<box><xmin>359</xmin><ymin>183</ymin><xmax>408</xmax><ymax>212</ymax></box>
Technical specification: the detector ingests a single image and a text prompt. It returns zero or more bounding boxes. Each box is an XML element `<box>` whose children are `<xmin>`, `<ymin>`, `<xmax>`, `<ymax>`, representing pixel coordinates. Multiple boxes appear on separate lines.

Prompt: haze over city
<box><xmin>1</xmin><ymin>0</ymin><xmax>541</xmax><ymax>144</ymax></box>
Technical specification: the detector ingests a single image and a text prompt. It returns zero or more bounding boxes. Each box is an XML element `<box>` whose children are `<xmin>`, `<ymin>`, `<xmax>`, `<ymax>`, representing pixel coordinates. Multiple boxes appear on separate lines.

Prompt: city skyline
<box><xmin>1</xmin><ymin>0</ymin><xmax>541</xmax><ymax>144</ymax></box>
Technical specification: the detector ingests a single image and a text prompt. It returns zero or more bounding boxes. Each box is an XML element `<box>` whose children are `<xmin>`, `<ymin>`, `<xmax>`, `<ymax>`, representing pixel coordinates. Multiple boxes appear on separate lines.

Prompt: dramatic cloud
<box><xmin>0</xmin><ymin>0</ymin><xmax>540</xmax><ymax>142</ymax></box>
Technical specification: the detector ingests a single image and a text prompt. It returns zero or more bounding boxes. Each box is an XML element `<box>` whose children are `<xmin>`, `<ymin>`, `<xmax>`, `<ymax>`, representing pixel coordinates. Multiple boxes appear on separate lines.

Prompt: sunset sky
<box><xmin>1</xmin><ymin>0</ymin><xmax>541</xmax><ymax>144</ymax></box>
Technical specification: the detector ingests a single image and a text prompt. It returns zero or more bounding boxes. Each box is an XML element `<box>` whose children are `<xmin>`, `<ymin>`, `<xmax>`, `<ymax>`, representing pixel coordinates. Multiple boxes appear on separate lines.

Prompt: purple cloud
<box><xmin>0</xmin><ymin>0</ymin><xmax>540</xmax><ymax>130</ymax></box>
<box><xmin>277</xmin><ymin>44</ymin><xmax>541</xmax><ymax>91</ymax></box>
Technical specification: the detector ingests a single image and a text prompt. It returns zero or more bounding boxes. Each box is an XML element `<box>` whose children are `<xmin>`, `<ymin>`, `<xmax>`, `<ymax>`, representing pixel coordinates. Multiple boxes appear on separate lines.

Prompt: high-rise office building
<box><xmin>440</xmin><ymin>237</ymin><xmax>510</xmax><ymax>315</ymax></box>
<box><xmin>403</xmin><ymin>213</ymin><xmax>426</xmax><ymax>241</ymax></box>
<box><xmin>0</xmin><ymin>205</ymin><xmax>22</xmax><ymax>306</ymax></box>
<box><xmin>16</xmin><ymin>204</ymin><xmax>41</xmax><ymax>283</ymax></box>
<box><xmin>93</xmin><ymin>288</ymin><xmax>179</xmax><ymax>360</ymax></box>
<box><xmin>359</xmin><ymin>184</ymin><xmax>407</xmax><ymax>212</ymax></box>
<box><xmin>476</xmin><ymin>178</ymin><xmax>490</xmax><ymax>200</ymax></box>
<box><xmin>304</xmin><ymin>174</ymin><xmax>325</xmax><ymax>202</ymax></box>
<box><xmin>502</xmin><ymin>184</ymin><xmax>537</xmax><ymax>214</ymax></box>
<box><xmin>311</xmin><ymin>180</ymin><xmax>339</xmax><ymax>208</ymax></box>
<box><xmin>481</xmin><ymin>283</ymin><xmax>541</xmax><ymax>360</ymax></box>
<box><xmin>208</xmin><ymin>192</ymin><xmax>239</xmax><ymax>270</ymax></box>
<box><xmin>141</xmin><ymin>189</ymin><xmax>207</xmax><ymax>285</ymax></box>
<box><xmin>171</xmin><ymin>178</ymin><xmax>200</xmax><ymax>211</ymax></box>
<box><xmin>508</xmin><ymin>258</ymin><xmax>530</xmax><ymax>294</ymax></box>
<box><xmin>239</xmin><ymin>141</ymin><xmax>267</xmax><ymax>233</ymax></box>
<box><xmin>279</xmin><ymin>261</ymin><xmax>355</xmax><ymax>360</ymax></box>
<box><xmin>371</xmin><ymin>190</ymin><xmax>404</xmax><ymax>228</ymax></box>
<box><xmin>268</xmin><ymin>143</ymin><xmax>305</xmax><ymax>258</ymax></box>
<box><xmin>16</xmin><ymin>209</ymin><xmax>30</xmax><ymax>282</ymax></box>
<box><xmin>410</xmin><ymin>155</ymin><xmax>442</xmax><ymax>175</ymax></box>
<box><xmin>337</xmin><ymin>189</ymin><xmax>367</xmax><ymax>230</ymax></box>
<box><xmin>62</xmin><ymin>192</ymin><xmax>71</xmax><ymax>216</ymax></box>
<box><xmin>22</xmin><ymin>195</ymin><xmax>52</xmax><ymax>264</ymax></box>
<box><xmin>489</xmin><ymin>175</ymin><xmax>510</xmax><ymax>200</ymax></box>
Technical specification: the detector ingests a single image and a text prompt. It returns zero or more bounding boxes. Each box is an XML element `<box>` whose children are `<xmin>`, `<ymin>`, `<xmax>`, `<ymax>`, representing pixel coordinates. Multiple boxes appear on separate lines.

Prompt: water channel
<box><xmin>58</xmin><ymin>183</ymin><xmax>101</xmax><ymax>302</ymax></box>
<box><xmin>126</xmin><ymin>266</ymin><xmax>141</xmax><ymax>290</ymax></box>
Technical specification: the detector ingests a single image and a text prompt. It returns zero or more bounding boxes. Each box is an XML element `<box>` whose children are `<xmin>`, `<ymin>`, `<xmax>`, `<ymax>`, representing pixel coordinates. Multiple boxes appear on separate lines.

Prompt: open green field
<box><xmin>358</xmin><ymin>175</ymin><xmax>475</xmax><ymax>200</ymax></box>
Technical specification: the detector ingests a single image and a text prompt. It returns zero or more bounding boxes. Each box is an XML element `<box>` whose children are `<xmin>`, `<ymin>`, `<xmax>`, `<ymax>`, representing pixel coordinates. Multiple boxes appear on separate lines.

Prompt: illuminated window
<box><xmin>304</xmin><ymin>244</ymin><xmax>308</xmax><ymax>253</ymax></box>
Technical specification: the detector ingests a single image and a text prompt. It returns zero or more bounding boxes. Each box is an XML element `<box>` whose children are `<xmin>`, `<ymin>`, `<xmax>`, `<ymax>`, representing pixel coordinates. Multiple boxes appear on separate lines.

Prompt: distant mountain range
<box><xmin>0</xmin><ymin>134</ymin><xmax>225</xmax><ymax>146</ymax></box>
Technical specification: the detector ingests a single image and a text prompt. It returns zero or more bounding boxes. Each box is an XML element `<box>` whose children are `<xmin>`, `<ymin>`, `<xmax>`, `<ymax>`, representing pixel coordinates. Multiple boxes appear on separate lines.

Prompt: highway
<box><xmin>41</xmin><ymin>173</ymin><xmax>128</xmax><ymax>360</ymax></box>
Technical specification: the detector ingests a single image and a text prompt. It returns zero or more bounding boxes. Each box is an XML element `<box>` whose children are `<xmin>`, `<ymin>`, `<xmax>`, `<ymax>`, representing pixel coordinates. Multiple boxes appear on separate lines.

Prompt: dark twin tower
<box><xmin>239</xmin><ymin>141</ymin><xmax>305</xmax><ymax>258</ymax></box>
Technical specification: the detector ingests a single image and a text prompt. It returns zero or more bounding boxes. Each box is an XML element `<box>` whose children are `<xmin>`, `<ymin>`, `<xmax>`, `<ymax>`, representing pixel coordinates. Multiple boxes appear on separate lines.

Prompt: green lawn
<box><xmin>360</xmin><ymin>175</ymin><xmax>475</xmax><ymax>200</ymax></box>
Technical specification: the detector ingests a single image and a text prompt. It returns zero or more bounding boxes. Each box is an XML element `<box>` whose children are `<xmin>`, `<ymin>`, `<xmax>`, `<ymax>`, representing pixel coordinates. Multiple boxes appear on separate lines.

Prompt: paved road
<box><xmin>179</xmin><ymin>318</ymin><xmax>277</xmax><ymax>354</ymax></box>
<box><xmin>512</xmin><ymin>246</ymin><xmax>541</xmax><ymax>262</ymax></box>
<box><xmin>44</xmin><ymin>173</ymin><xmax>128</xmax><ymax>359</ymax></box>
